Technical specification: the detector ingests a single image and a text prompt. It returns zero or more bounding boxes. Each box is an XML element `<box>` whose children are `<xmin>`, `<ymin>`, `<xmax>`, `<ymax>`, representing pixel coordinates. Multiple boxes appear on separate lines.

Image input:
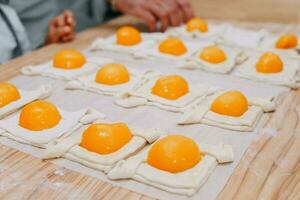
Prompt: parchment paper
<box><xmin>0</xmin><ymin>49</ymin><xmax>288</xmax><ymax>200</ymax></box>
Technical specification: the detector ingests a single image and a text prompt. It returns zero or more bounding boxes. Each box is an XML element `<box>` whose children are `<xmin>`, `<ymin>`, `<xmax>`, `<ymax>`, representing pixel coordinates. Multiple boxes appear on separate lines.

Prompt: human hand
<box><xmin>114</xmin><ymin>0</ymin><xmax>194</xmax><ymax>32</ymax></box>
<box><xmin>45</xmin><ymin>10</ymin><xmax>76</xmax><ymax>44</ymax></box>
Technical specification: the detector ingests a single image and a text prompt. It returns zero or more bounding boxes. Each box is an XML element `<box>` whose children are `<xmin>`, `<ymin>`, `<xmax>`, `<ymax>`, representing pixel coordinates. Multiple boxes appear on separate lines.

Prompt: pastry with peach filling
<box><xmin>114</xmin><ymin>72</ymin><xmax>215</xmax><ymax>112</ymax></box>
<box><xmin>43</xmin><ymin>121</ymin><xmax>160</xmax><ymax>173</ymax></box>
<box><xmin>235</xmin><ymin>51</ymin><xmax>300</xmax><ymax>88</ymax></box>
<box><xmin>179</xmin><ymin>90</ymin><xmax>276</xmax><ymax>131</ymax></box>
<box><xmin>107</xmin><ymin>134</ymin><xmax>234</xmax><ymax>196</ymax></box>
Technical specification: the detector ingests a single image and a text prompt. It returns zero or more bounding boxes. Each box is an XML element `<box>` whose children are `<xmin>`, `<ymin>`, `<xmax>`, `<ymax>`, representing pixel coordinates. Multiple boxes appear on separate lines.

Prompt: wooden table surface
<box><xmin>1</xmin><ymin>1</ymin><xmax>300</xmax><ymax>199</ymax></box>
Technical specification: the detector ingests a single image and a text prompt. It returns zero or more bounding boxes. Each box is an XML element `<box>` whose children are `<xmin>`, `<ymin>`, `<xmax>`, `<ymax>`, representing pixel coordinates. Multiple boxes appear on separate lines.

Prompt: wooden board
<box><xmin>191</xmin><ymin>0</ymin><xmax>300</xmax><ymax>23</ymax></box>
<box><xmin>1</xmin><ymin>1</ymin><xmax>300</xmax><ymax>199</ymax></box>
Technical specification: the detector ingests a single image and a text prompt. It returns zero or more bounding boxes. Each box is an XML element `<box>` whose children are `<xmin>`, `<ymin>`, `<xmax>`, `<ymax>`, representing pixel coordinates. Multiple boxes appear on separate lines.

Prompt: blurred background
<box><xmin>190</xmin><ymin>0</ymin><xmax>300</xmax><ymax>23</ymax></box>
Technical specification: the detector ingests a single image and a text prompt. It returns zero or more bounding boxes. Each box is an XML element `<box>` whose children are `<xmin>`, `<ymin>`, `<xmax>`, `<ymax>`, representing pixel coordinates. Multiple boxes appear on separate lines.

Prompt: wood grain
<box><xmin>191</xmin><ymin>0</ymin><xmax>300</xmax><ymax>23</ymax></box>
<box><xmin>0</xmin><ymin>0</ymin><xmax>300</xmax><ymax>199</ymax></box>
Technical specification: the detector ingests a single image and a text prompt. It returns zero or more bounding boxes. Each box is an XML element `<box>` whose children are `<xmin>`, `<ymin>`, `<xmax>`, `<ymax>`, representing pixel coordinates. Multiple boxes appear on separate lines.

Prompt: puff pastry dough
<box><xmin>65</xmin><ymin>68</ymin><xmax>147</xmax><ymax>96</ymax></box>
<box><xmin>89</xmin><ymin>33</ymin><xmax>162</xmax><ymax>55</ymax></box>
<box><xmin>181</xmin><ymin>46</ymin><xmax>247</xmax><ymax>74</ymax></box>
<box><xmin>0</xmin><ymin>108</ymin><xmax>104</xmax><ymax>148</ymax></box>
<box><xmin>108</xmin><ymin>136</ymin><xmax>234</xmax><ymax>196</ymax></box>
<box><xmin>21</xmin><ymin>56</ymin><xmax>113</xmax><ymax>80</ymax></box>
<box><xmin>235</xmin><ymin>53</ymin><xmax>300</xmax><ymax>88</ymax></box>
<box><xmin>0</xmin><ymin>85</ymin><xmax>52</xmax><ymax>119</ymax></box>
<box><xmin>115</xmin><ymin>71</ymin><xmax>217</xmax><ymax>112</ymax></box>
<box><xmin>216</xmin><ymin>26</ymin><xmax>268</xmax><ymax>48</ymax></box>
<box><xmin>132</xmin><ymin>37</ymin><xmax>208</xmax><ymax>61</ymax></box>
<box><xmin>179</xmin><ymin>90</ymin><xmax>276</xmax><ymax>131</ymax></box>
<box><xmin>43</xmin><ymin>119</ymin><xmax>160</xmax><ymax>173</ymax></box>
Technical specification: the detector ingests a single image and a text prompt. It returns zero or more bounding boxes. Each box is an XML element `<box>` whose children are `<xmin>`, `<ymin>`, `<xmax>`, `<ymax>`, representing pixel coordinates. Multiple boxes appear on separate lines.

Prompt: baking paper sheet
<box><xmin>0</xmin><ymin>50</ymin><xmax>288</xmax><ymax>200</ymax></box>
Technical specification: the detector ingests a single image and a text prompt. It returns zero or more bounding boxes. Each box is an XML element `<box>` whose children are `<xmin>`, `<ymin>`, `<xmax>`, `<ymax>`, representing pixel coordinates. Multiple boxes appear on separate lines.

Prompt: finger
<box><xmin>176</xmin><ymin>0</ymin><xmax>194</xmax><ymax>22</ymax></box>
<box><xmin>64</xmin><ymin>10</ymin><xmax>76</xmax><ymax>29</ymax></box>
<box><xmin>62</xmin><ymin>32</ymin><xmax>76</xmax><ymax>42</ymax></box>
<box><xmin>159</xmin><ymin>0</ymin><xmax>182</xmax><ymax>27</ymax></box>
<box><xmin>46</xmin><ymin>26</ymin><xmax>60</xmax><ymax>43</ymax></box>
<box><xmin>145</xmin><ymin>3</ymin><xmax>169</xmax><ymax>31</ymax></box>
<box><xmin>55</xmin><ymin>26</ymin><xmax>72</xmax><ymax>40</ymax></box>
<box><xmin>133</xmin><ymin>7</ymin><xmax>157</xmax><ymax>32</ymax></box>
<box><xmin>56</xmin><ymin>14</ymin><xmax>66</xmax><ymax>27</ymax></box>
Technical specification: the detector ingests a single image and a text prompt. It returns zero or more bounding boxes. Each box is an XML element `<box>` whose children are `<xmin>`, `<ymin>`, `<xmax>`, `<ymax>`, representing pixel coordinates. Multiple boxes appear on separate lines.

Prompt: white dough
<box><xmin>21</xmin><ymin>56</ymin><xmax>113</xmax><ymax>80</ymax></box>
<box><xmin>0</xmin><ymin>107</ymin><xmax>105</xmax><ymax>148</ymax></box>
<box><xmin>235</xmin><ymin>52</ymin><xmax>300</xmax><ymax>88</ymax></box>
<box><xmin>167</xmin><ymin>24</ymin><xmax>268</xmax><ymax>49</ymax></box>
<box><xmin>114</xmin><ymin>71</ymin><xmax>218</xmax><ymax>112</ymax></box>
<box><xmin>0</xmin><ymin>85</ymin><xmax>52</xmax><ymax>119</ymax></box>
<box><xmin>43</xmin><ymin>120</ymin><xmax>161</xmax><ymax>173</ymax></box>
<box><xmin>180</xmin><ymin>45</ymin><xmax>248</xmax><ymax>74</ymax></box>
<box><xmin>216</xmin><ymin>25</ymin><xmax>269</xmax><ymax>48</ymax></box>
<box><xmin>65</xmin><ymin>68</ymin><xmax>147</xmax><ymax>96</ymax></box>
<box><xmin>108</xmin><ymin>135</ymin><xmax>234</xmax><ymax>196</ymax></box>
<box><xmin>178</xmin><ymin>90</ymin><xmax>277</xmax><ymax>131</ymax></box>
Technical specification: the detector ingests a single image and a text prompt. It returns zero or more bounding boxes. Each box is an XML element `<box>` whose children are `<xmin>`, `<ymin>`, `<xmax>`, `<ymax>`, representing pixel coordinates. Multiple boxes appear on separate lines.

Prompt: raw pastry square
<box><xmin>108</xmin><ymin>136</ymin><xmax>234</xmax><ymax>196</ymax></box>
<box><xmin>114</xmin><ymin>71</ymin><xmax>217</xmax><ymax>112</ymax></box>
<box><xmin>178</xmin><ymin>90</ymin><xmax>277</xmax><ymax>131</ymax></box>
<box><xmin>0</xmin><ymin>85</ymin><xmax>52</xmax><ymax>119</ymax></box>
<box><xmin>21</xmin><ymin>56</ymin><xmax>113</xmax><ymax>80</ymax></box>
<box><xmin>259</xmin><ymin>35</ymin><xmax>300</xmax><ymax>57</ymax></box>
<box><xmin>166</xmin><ymin>24</ymin><xmax>226</xmax><ymax>40</ymax></box>
<box><xmin>65</xmin><ymin>68</ymin><xmax>147</xmax><ymax>96</ymax></box>
<box><xmin>235</xmin><ymin>53</ymin><xmax>300</xmax><ymax>88</ymax></box>
<box><xmin>0</xmin><ymin>108</ymin><xmax>104</xmax><ymax>148</ymax></box>
<box><xmin>133</xmin><ymin>37</ymin><xmax>211</xmax><ymax>62</ymax></box>
<box><xmin>43</xmin><ymin>119</ymin><xmax>160</xmax><ymax>173</ymax></box>
<box><xmin>182</xmin><ymin>45</ymin><xmax>247</xmax><ymax>74</ymax></box>
<box><xmin>89</xmin><ymin>33</ymin><xmax>162</xmax><ymax>55</ymax></box>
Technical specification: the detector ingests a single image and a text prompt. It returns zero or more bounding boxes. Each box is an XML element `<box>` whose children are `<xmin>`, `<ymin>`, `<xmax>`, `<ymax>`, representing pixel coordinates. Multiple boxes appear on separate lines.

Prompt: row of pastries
<box><xmin>90</xmin><ymin>19</ymin><xmax>300</xmax><ymax>88</ymax></box>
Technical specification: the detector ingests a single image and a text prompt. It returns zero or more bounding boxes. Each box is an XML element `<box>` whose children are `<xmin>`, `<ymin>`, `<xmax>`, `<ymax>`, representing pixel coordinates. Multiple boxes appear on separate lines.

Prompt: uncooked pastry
<box><xmin>43</xmin><ymin>119</ymin><xmax>160</xmax><ymax>173</ymax></box>
<box><xmin>89</xmin><ymin>33</ymin><xmax>162</xmax><ymax>55</ymax></box>
<box><xmin>0</xmin><ymin>108</ymin><xmax>104</xmax><ymax>148</ymax></box>
<box><xmin>21</xmin><ymin>56</ymin><xmax>113</xmax><ymax>80</ymax></box>
<box><xmin>108</xmin><ymin>135</ymin><xmax>234</xmax><ymax>196</ymax></box>
<box><xmin>235</xmin><ymin>52</ymin><xmax>300</xmax><ymax>88</ymax></box>
<box><xmin>178</xmin><ymin>90</ymin><xmax>276</xmax><ymax>131</ymax></box>
<box><xmin>65</xmin><ymin>68</ymin><xmax>147</xmax><ymax>96</ymax></box>
<box><xmin>180</xmin><ymin>45</ymin><xmax>248</xmax><ymax>74</ymax></box>
<box><xmin>114</xmin><ymin>71</ymin><xmax>217</xmax><ymax>112</ymax></box>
